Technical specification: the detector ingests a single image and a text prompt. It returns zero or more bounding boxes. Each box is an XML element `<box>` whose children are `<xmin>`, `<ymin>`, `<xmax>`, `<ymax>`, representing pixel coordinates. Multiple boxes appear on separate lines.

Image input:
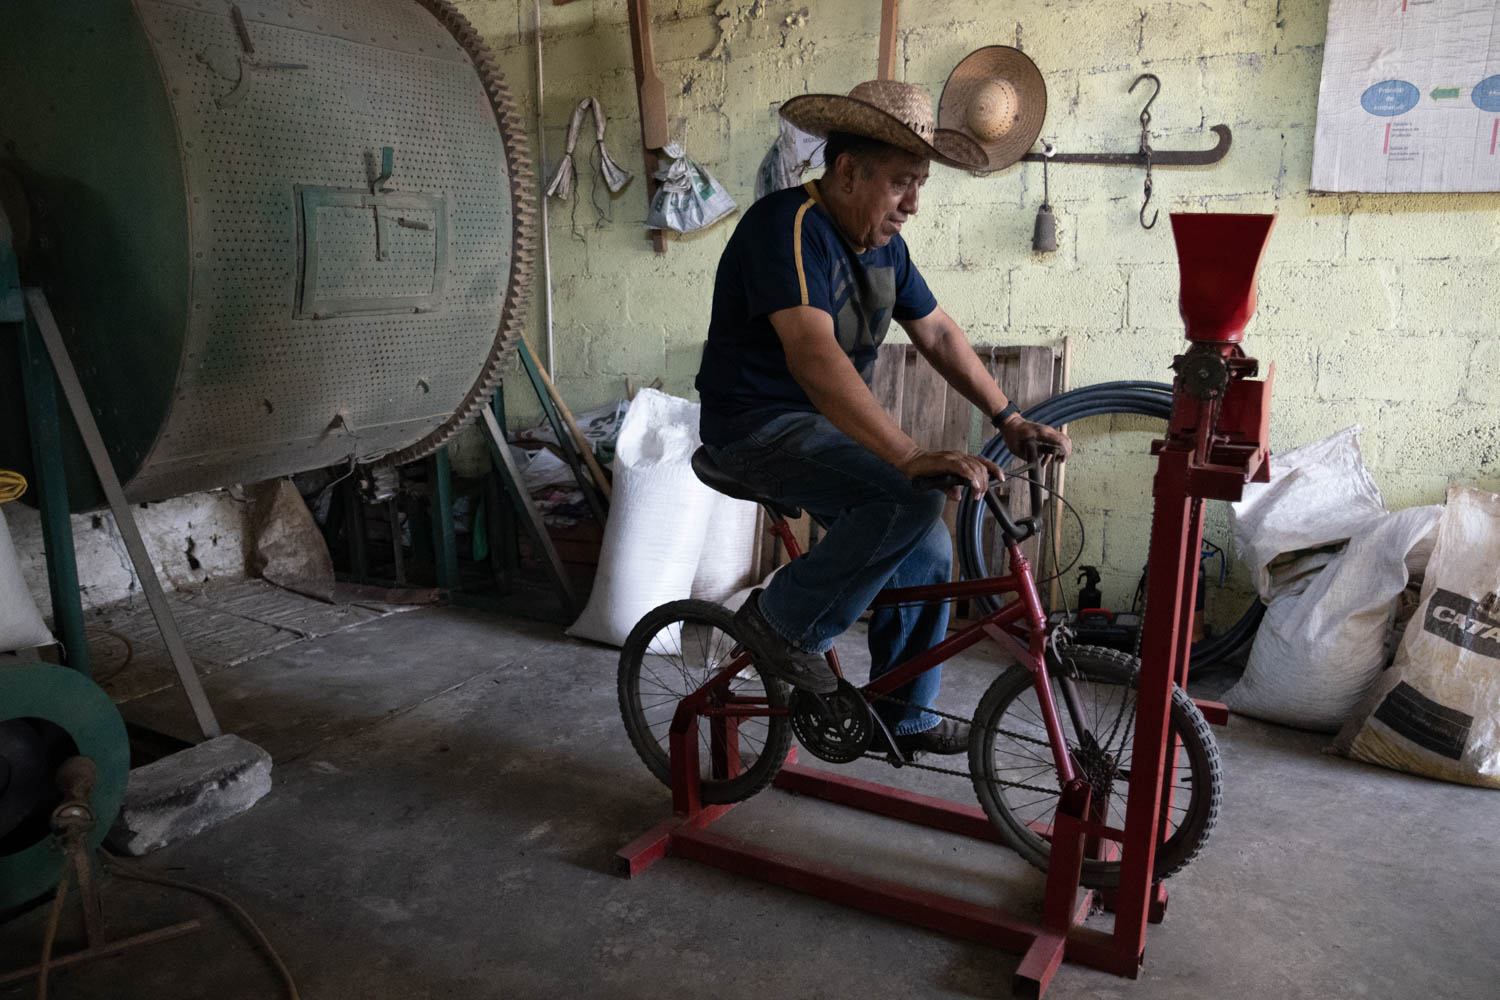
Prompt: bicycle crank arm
<box><xmin>863</xmin><ymin>702</ymin><xmax>906</xmax><ymax>767</ymax></box>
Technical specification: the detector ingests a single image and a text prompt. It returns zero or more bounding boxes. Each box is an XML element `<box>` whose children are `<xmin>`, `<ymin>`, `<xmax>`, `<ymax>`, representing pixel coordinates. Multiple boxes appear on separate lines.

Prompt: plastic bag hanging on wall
<box><xmin>754</xmin><ymin>118</ymin><xmax>825</xmax><ymax>201</ymax></box>
<box><xmin>645</xmin><ymin>143</ymin><xmax>736</xmax><ymax>233</ymax></box>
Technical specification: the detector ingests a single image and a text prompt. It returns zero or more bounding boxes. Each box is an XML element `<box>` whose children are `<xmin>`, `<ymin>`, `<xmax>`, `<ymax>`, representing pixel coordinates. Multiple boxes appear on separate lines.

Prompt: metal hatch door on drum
<box><xmin>296</xmin><ymin>185</ymin><xmax>448</xmax><ymax>318</ymax></box>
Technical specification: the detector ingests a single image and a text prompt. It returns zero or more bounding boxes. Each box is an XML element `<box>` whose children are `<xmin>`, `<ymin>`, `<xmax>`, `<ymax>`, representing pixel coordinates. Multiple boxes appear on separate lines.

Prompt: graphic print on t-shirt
<box><xmin>831</xmin><ymin>255</ymin><xmax>896</xmax><ymax>365</ymax></box>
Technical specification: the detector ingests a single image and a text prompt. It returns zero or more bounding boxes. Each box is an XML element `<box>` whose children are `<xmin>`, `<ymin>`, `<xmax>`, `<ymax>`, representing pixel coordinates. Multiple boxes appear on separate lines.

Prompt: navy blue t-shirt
<box><xmin>695</xmin><ymin>182</ymin><xmax>938</xmax><ymax>445</ymax></box>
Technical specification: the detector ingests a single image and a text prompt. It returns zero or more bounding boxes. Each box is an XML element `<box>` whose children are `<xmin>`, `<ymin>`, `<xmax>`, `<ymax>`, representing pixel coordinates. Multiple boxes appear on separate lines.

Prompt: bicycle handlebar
<box><xmin>911</xmin><ymin>441</ymin><xmax>1052</xmax><ymax>545</ymax></box>
<box><xmin>909</xmin><ymin>472</ymin><xmax>979</xmax><ymax>493</ymax></box>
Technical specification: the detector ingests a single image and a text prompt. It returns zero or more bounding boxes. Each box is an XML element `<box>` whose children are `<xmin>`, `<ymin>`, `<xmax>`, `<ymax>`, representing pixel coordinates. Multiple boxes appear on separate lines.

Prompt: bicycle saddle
<box><xmin>690</xmin><ymin>446</ymin><xmax>803</xmax><ymax>521</ymax></box>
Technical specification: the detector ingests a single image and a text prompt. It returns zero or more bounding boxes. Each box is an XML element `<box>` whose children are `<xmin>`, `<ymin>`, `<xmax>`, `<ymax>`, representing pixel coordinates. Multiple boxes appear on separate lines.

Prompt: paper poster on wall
<box><xmin>1311</xmin><ymin>0</ymin><xmax>1500</xmax><ymax>192</ymax></box>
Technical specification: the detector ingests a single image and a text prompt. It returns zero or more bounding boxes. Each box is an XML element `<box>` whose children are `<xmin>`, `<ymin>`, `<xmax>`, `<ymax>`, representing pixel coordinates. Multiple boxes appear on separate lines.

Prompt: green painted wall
<box><xmin>461</xmin><ymin>0</ymin><xmax>1500</xmax><ymax>616</ymax></box>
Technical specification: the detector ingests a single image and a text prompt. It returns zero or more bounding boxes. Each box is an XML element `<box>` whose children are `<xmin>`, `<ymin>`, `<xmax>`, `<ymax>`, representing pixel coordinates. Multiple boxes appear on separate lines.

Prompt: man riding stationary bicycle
<box><xmin>695</xmin><ymin>75</ymin><xmax>1071</xmax><ymax>758</ymax></box>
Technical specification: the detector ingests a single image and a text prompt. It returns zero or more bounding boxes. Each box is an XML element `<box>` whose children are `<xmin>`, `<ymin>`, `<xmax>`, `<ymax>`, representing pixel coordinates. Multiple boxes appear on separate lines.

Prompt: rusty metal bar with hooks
<box><xmin>1015</xmin><ymin>124</ymin><xmax>1231</xmax><ymax>166</ymax></box>
<box><xmin>1016</xmin><ymin>72</ymin><xmax>1231</xmax><ymax>173</ymax></box>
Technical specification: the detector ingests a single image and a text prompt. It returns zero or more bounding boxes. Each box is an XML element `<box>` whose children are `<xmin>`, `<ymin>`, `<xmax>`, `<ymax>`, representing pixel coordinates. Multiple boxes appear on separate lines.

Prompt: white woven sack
<box><xmin>1226</xmin><ymin>505</ymin><xmax>1441</xmax><ymax>732</ymax></box>
<box><xmin>1230</xmin><ymin>426</ymin><xmax>1386</xmax><ymax>598</ymax></box>
<box><xmin>566</xmin><ymin>389</ymin><xmax>717</xmax><ymax>648</ymax></box>
<box><xmin>690</xmin><ymin>490</ymin><xmax>760</xmax><ymax>604</ymax></box>
<box><xmin>1</xmin><ymin>504</ymin><xmax>54</xmax><ymax>652</ymax></box>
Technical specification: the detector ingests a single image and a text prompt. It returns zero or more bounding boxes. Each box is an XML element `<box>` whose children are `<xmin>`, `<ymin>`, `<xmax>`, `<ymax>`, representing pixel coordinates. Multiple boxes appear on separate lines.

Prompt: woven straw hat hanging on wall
<box><xmin>780</xmin><ymin>79</ymin><xmax>988</xmax><ymax>170</ymax></box>
<box><xmin>937</xmin><ymin>46</ymin><xmax>1047</xmax><ymax>172</ymax></box>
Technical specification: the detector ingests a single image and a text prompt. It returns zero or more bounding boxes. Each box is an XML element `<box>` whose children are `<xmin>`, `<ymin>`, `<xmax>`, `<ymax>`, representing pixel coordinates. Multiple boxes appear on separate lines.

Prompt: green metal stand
<box><xmin>479</xmin><ymin>403</ymin><xmax>578</xmax><ymax>619</ymax></box>
<box><xmin>17</xmin><ymin>289</ymin><xmax>220</xmax><ymax>739</ymax></box>
<box><xmin>4</xmin><ymin>200</ymin><xmax>87</xmax><ymax>671</ymax></box>
<box><xmin>429</xmin><ymin>447</ymin><xmax>459</xmax><ymax>591</ymax></box>
<box><xmin>13</xmin><ymin>311</ymin><xmax>89</xmax><ymax>675</ymax></box>
<box><xmin>424</xmin><ymin>345</ymin><xmax>592</xmax><ymax>621</ymax></box>
<box><xmin>488</xmin><ymin>390</ymin><xmax>521</xmax><ymax>575</ymax></box>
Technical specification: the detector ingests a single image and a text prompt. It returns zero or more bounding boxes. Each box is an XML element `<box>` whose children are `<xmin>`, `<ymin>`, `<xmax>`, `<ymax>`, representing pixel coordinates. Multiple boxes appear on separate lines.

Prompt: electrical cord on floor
<box><xmin>98</xmin><ymin>851</ymin><xmax>301</xmax><ymax>1000</ymax></box>
<box><xmin>33</xmin><ymin>849</ymin><xmax>75</xmax><ymax>999</ymax></box>
<box><xmin>0</xmin><ymin>469</ymin><xmax>27</xmax><ymax>504</ymax></box>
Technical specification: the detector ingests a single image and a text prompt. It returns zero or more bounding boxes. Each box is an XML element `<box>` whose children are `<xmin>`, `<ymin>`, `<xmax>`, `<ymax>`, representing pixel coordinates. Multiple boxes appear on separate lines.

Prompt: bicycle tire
<box><xmin>618</xmin><ymin>599</ymin><xmax>793</xmax><ymax>805</ymax></box>
<box><xmin>968</xmin><ymin>644</ymin><xmax>1221</xmax><ymax>889</ymax></box>
<box><xmin>955</xmin><ymin>380</ymin><xmax>1263</xmax><ymax>669</ymax></box>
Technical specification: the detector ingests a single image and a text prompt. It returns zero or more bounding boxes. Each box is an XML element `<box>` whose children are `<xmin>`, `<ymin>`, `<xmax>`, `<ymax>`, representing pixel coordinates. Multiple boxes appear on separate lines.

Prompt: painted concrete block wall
<box><xmin>465</xmin><ymin>0</ymin><xmax>1500</xmax><ymax>614</ymax></box>
<box><xmin>6</xmin><ymin>494</ymin><xmax>250</xmax><ymax>621</ymax></box>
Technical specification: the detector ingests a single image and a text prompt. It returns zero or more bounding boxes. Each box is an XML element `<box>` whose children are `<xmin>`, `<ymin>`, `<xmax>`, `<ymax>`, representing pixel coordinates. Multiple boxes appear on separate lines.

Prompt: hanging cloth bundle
<box><xmin>546</xmin><ymin>97</ymin><xmax>632</xmax><ymax>200</ymax></box>
<box><xmin>645</xmin><ymin>143</ymin><xmax>737</xmax><ymax>234</ymax></box>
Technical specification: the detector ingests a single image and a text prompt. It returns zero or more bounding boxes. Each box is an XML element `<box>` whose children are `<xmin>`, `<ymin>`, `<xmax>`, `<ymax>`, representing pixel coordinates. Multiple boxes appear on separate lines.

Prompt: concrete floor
<box><xmin>3</xmin><ymin>605</ymin><xmax>1498</xmax><ymax>999</ymax></box>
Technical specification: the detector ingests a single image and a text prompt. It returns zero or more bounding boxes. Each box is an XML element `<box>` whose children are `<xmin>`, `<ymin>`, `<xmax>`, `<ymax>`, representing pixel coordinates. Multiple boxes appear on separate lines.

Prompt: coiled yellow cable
<box><xmin>0</xmin><ymin>468</ymin><xmax>28</xmax><ymax>503</ymax></box>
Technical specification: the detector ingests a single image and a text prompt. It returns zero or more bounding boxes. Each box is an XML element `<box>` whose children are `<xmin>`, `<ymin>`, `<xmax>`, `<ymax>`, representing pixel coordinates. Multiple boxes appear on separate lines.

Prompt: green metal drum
<box><xmin>0</xmin><ymin>662</ymin><xmax>130</xmax><ymax>909</ymax></box>
<box><xmin>0</xmin><ymin>0</ymin><xmax>535</xmax><ymax>509</ymax></box>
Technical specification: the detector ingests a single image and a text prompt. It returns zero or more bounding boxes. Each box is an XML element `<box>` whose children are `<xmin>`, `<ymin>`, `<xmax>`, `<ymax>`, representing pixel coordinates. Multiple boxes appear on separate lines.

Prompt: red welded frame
<box><xmin>617</xmin><ymin>359</ymin><xmax>1271</xmax><ymax>997</ymax></box>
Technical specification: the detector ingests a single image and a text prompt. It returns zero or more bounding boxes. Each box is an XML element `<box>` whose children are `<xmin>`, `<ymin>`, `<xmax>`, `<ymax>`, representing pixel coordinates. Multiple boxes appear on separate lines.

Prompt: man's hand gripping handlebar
<box><xmin>910</xmin><ymin>441</ymin><xmax>1061</xmax><ymax>544</ymax></box>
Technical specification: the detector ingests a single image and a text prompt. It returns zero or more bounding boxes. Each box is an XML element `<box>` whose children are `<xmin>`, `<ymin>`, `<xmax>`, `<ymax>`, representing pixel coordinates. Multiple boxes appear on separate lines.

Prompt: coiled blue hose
<box><xmin>955</xmin><ymin>380</ymin><xmax>1264</xmax><ymax>669</ymax></box>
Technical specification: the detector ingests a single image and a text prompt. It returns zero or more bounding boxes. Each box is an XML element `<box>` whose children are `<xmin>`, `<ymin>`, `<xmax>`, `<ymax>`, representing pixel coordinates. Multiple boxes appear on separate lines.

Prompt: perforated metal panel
<box><xmin>104</xmin><ymin>0</ymin><xmax>521</xmax><ymax>499</ymax></box>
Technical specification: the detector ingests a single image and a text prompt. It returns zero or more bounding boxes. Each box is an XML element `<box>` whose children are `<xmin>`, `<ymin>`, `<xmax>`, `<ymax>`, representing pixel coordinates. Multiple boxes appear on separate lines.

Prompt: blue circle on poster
<box><xmin>1361</xmin><ymin>80</ymin><xmax>1420</xmax><ymax>116</ymax></box>
<box><xmin>1474</xmin><ymin>75</ymin><xmax>1500</xmax><ymax>112</ymax></box>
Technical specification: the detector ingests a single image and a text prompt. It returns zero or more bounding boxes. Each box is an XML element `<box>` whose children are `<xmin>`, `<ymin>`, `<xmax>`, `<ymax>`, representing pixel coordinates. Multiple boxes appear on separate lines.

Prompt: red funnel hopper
<box><xmin>1171</xmin><ymin>213</ymin><xmax>1276</xmax><ymax>344</ymax></box>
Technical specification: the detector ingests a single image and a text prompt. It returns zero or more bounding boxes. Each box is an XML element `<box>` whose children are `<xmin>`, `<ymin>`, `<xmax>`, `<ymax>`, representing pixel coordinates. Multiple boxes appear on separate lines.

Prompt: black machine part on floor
<box><xmin>0</xmin><ymin>719</ymin><xmax>74</xmax><ymax>855</ymax></box>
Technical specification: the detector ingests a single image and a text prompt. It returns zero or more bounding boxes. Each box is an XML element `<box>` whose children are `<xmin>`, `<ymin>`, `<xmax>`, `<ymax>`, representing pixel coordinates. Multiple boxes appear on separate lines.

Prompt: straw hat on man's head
<box><xmin>780</xmin><ymin>79</ymin><xmax>988</xmax><ymax>171</ymax></box>
<box><xmin>938</xmin><ymin>46</ymin><xmax>1047</xmax><ymax>172</ymax></box>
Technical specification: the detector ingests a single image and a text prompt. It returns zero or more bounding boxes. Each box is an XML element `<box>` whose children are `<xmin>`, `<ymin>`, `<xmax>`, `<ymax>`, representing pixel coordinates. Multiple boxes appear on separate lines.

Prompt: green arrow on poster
<box><xmin>1431</xmin><ymin>87</ymin><xmax>1461</xmax><ymax>100</ymax></box>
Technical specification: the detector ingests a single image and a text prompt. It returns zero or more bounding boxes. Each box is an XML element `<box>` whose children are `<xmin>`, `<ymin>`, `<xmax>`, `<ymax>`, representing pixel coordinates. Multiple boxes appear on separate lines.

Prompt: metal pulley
<box><xmin>0</xmin><ymin>663</ymin><xmax>130</xmax><ymax>910</ymax></box>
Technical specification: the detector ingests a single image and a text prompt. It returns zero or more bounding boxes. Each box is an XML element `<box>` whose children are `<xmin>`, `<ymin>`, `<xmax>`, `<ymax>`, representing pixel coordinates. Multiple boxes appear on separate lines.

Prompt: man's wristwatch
<box><xmin>991</xmin><ymin>402</ymin><xmax>1021</xmax><ymax>429</ymax></box>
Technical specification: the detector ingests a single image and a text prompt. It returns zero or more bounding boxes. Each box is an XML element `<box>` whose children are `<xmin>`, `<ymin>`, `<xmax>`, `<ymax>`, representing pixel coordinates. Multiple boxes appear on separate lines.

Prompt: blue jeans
<box><xmin>707</xmin><ymin>411</ymin><xmax>951</xmax><ymax>735</ymax></box>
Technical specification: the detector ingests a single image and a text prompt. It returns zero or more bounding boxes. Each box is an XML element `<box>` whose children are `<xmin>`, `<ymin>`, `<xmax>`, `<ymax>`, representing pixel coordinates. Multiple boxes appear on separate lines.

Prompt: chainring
<box><xmin>789</xmin><ymin>680</ymin><xmax>874</xmax><ymax>764</ymax></box>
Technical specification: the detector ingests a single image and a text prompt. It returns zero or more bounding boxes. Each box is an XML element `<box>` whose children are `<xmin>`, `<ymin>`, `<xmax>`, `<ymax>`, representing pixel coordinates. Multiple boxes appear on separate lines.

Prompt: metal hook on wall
<box><xmin>1130</xmin><ymin>73</ymin><xmax>1160</xmax><ymax>229</ymax></box>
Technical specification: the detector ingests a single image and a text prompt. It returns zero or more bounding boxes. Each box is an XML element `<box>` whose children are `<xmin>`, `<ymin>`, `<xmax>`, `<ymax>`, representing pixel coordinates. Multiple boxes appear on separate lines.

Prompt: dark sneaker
<box><xmin>733</xmin><ymin>590</ymin><xmax>839</xmax><ymax>694</ymax></box>
<box><xmin>894</xmin><ymin>718</ymin><xmax>970</xmax><ymax>758</ymax></box>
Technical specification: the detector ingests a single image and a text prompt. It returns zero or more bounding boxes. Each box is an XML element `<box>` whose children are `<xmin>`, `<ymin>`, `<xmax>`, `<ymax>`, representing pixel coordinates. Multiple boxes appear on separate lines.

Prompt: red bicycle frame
<box><xmin>707</xmin><ymin>497</ymin><xmax>1085</xmax><ymax>788</ymax></box>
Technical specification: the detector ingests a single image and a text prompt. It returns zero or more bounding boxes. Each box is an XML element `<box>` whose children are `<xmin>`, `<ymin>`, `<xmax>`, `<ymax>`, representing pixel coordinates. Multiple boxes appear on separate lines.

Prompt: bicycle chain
<box><xmin>862</xmin><ymin>692</ymin><xmax>1065</xmax><ymax>797</ymax></box>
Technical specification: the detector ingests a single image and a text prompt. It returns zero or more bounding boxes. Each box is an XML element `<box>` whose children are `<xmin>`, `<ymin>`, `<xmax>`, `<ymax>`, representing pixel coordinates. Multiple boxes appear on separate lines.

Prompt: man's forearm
<box><xmin>915</xmin><ymin>324</ymin><xmax>1010</xmax><ymax>419</ymax></box>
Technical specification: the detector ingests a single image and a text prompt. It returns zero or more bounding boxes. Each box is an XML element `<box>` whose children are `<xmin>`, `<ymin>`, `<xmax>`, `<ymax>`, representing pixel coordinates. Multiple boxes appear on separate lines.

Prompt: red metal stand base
<box><xmin>617</xmin><ymin>746</ymin><xmax>1147</xmax><ymax>998</ymax></box>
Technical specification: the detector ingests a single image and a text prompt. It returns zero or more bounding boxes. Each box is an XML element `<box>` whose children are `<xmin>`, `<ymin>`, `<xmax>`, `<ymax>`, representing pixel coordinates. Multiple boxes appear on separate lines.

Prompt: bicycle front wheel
<box><xmin>968</xmin><ymin>644</ymin><xmax>1221</xmax><ymax>889</ymax></box>
<box><xmin>618</xmin><ymin>599</ymin><xmax>793</xmax><ymax>805</ymax></box>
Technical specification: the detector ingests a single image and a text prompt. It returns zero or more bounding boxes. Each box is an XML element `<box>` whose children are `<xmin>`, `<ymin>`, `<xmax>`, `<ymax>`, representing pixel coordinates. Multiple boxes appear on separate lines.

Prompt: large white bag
<box><xmin>690</xmin><ymin>490</ymin><xmax>761</xmax><ymax>604</ymax></box>
<box><xmin>1225</xmin><ymin>504</ymin><xmax>1441</xmax><ymax>731</ymax></box>
<box><xmin>1334</xmin><ymin>487</ymin><xmax>1500</xmax><ymax>788</ymax></box>
<box><xmin>1</xmin><ymin>504</ymin><xmax>54</xmax><ymax>652</ymax></box>
<box><xmin>1230</xmin><ymin>426</ymin><xmax>1387</xmax><ymax>598</ymax></box>
<box><xmin>566</xmin><ymin>390</ymin><xmax>724</xmax><ymax>647</ymax></box>
<box><xmin>1221</xmin><ymin>425</ymin><xmax>1438</xmax><ymax>732</ymax></box>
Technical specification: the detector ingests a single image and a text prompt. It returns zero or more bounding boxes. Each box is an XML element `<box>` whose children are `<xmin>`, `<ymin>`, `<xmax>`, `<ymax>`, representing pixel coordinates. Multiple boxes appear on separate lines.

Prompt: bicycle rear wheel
<box><xmin>968</xmin><ymin>644</ymin><xmax>1220</xmax><ymax>889</ymax></box>
<box><xmin>618</xmin><ymin>599</ymin><xmax>793</xmax><ymax>805</ymax></box>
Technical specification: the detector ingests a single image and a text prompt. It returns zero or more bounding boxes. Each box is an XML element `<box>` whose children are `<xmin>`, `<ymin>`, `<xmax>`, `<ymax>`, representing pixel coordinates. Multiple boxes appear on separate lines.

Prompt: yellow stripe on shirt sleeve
<box><xmin>792</xmin><ymin>197</ymin><xmax>814</xmax><ymax>306</ymax></box>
